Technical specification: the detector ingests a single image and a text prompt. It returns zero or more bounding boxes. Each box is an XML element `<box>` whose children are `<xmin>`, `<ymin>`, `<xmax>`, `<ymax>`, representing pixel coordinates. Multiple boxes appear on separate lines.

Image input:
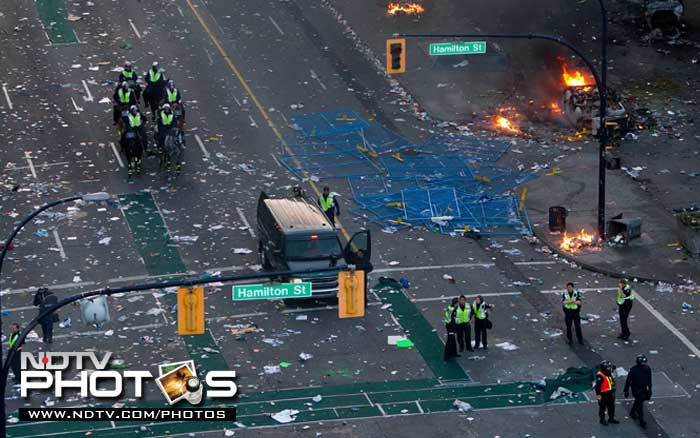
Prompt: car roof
<box><xmin>264</xmin><ymin>198</ymin><xmax>334</xmax><ymax>233</ymax></box>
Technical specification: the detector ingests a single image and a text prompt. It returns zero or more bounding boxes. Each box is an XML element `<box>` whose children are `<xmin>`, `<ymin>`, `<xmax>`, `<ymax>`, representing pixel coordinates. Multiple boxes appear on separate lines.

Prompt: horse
<box><xmin>161</xmin><ymin>127</ymin><xmax>184</xmax><ymax>173</ymax></box>
<box><xmin>122</xmin><ymin>130</ymin><xmax>143</xmax><ymax>176</ymax></box>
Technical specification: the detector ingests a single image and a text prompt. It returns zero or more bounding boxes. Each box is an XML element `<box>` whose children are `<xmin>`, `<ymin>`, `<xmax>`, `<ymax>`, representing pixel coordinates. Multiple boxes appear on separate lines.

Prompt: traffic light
<box><xmin>338</xmin><ymin>270</ymin><xmax>365</xmax><ymax>318</ymax></box>
<box><xmin>386</xmin><ymin>38</ymin><xmax>406</xmax><ymax>74</ymax></box>
<box><xmin>178</xmin><ymin>287</ymin><xmax>205</xmax><ymax>335</ymax></box>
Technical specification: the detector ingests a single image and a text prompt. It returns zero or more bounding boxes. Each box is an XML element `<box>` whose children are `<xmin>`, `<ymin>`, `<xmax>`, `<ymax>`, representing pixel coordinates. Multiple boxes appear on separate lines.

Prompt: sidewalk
<box><xmin>525</xmin><ymin>150</ymin><xmax>700</xmax><ymax>284</ymax></box>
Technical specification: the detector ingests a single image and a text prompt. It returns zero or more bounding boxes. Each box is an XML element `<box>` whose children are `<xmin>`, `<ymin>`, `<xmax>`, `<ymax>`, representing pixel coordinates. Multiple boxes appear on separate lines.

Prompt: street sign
<box><xmin>232</xmin><ymin>282</ymin><xmax>312</xmax><ymax>300</ymax></box>
<box><xmin>429</xmin><ymin>41</ymin><xmax>486</xmax><ymax>56</ymax></box>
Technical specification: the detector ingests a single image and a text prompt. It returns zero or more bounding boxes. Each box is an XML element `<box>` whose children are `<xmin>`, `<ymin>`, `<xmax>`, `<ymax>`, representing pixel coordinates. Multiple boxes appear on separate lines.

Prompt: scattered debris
<box><xmin>271</xmin><ymin>409</ymin><xmax>299</xmax><ymax>423</ymax></box>
<box><xmin>453</xmin><ymin>399</ymin><xmax>473</xmax><ymax>412</ymax></box>
<box><xmin>549</xmin><ymin>386</ymin><xmax>573</xmax><ymax>400</ymax></box>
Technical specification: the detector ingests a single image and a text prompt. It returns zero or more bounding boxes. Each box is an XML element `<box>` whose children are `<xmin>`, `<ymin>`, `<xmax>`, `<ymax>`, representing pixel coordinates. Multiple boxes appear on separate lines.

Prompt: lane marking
<box><xmin>513</xmin><ymin>261</ymin><xmax>557</xmax><ymax>266</ymax></box>
<box><xmin>232</xmin><ymin>95</ymin><xmax>241</xmax><ymax>107</ymax></box>
<box><xmin>110</xmin><ymin>142</ymin><xmax>125</xmax><ymax>168</ymax></box>
<box><xmin>184</xmin><ymin>0</ymin><xmax>353</xmax><ymax>242</ymax></box>
<box><xmin>270</xmin><ymin>152</ymin><xmax>282</xmax><ymax>168</ymax></box>
<box><xmin>81</xmin><ymin>79</ymin><xmax>94</xmax><ymax>102</ymax></box>
<box><xmin>248</xmin><ymin>115</ymin><xmax>258</xmax><ymax>128</ymax></box>
<box><xmin>70</xmin><ymin>96</ymin><xmax>83</xmax><ymax>112</ymax></box>
<box><xmin>194</xmin><ymin>134</ymin><xmax>210</xmax><ymax>159</ymax></box>
<box><xmin>310</xmin><ymin>69</ymin><xmax>327</xmax><ymax>91</ymax></box>
<box><xmin>415</xmin><ymin>400</ymin><xmax>425</xmax><ymax>414</ymax></box>
<box><xmin>52</xmin><ymin>230</ymin><xmax>67</xmax><ymax>260</ymax></box>
<box><xmin>635</xmin><ymin>292</ymin><xmax>700</xmax><ymax>359</ymax></box>
<box><xmin>177</xmin><ymin>6</ymin><xmax>184</xmax><ymax>17</ymax></box>
<box><xmin>152</xmin><ymin>291</ymin><xmax>170</xmax><ymax>325</ymax></box>
<box><xmin>2</xmin><ymin>84</ymin><xmax>13</xmax><ymax>109</ymax></box>
<box><xmin>268</xmin><ymin>16</ymin><xmax>284</xmax><ymax>35</ymax></box>
<box><xmin>24</xmin><ymin>151</ymin><xmax>37</xmax><ymax>179</ymax></box>
<box><xmin>413</xmin><ymin>291</ymin><xmax>522</xmax><ymax>303</ymax></box>
<box><xmin>7</xmin><ymin>159</ymin><xmax>92</xmax><ymax>171</ymax></box>
<box><xmin>128</xmin><ymin>19</ymin><xmax>142</xmax><ymax>39</ymax></box>
<box><xmin>376</xmin><ymin>403</ymin><xmax>387</xmax><ymax>417</ymax></box>
<box><xmin>236</xmin><ymin>207</ymin><xmax>256</xmax><ymax>238</ymax></box>
<box><xmin>540</xmin><ymin>287</ymin><xmax>616</xmax><ymax>294</ymax></box>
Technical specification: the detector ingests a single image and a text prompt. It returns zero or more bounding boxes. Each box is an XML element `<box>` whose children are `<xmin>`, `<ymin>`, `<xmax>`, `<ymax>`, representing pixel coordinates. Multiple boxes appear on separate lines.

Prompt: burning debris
<box><xmin>387</xmin><ymin>2</ymin><xmax>425</xmax><ymax>15</ymax></box>
<box><xmin>644</xmin><ymin>0</ymin><xmax>685</xmax><ymax>41</ymax></box>
<box><xmin>493</xmin><ymin>107</ymin><xmax>521</xmax><ymax>134</ymax></box>
<box><xmin>560</xmin><ymin>229</ymin><xmax>598</xmax><ymax>253</ymax></box>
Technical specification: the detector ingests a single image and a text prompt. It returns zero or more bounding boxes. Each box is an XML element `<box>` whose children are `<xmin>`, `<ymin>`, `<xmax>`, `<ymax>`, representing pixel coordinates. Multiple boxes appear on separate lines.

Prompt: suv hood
<box><xmin>286</xmin><ymin>259</ymin><xmax>346</xmax><ymax>274</ymax></box>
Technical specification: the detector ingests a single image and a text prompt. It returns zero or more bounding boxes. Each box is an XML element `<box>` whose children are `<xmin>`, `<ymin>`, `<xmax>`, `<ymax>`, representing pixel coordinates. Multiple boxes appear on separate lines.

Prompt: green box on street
<box><xmin>429</xmin><ymin>41</ymin><xmax>486</xmax><ymax>56</ymax></box>
<box><xmin>232</xmin><ymin>282</ymin><xmax>312</xmax><ymax>300</ymax></box>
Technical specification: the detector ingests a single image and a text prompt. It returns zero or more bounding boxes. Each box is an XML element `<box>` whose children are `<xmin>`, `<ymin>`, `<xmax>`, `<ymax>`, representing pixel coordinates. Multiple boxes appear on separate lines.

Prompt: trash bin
<box><xmin>607</xmin><ymin>217</ymin><xmax>642</xmax><ymax>242</ymax></box>
<box><xmin>549</xmin><ymin>207</ymin><xmax>567</xmax><ymax>232</ymax></box>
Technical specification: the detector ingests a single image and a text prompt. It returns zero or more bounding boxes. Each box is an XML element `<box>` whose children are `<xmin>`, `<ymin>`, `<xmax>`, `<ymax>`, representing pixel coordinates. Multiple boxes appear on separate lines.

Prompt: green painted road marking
<box><xmin>375</xmin><ymin>285</ymin><xmax>470</xmax><ymax>382</ymax></box>
<box><xmin>35</xmin><ymin>0</ymin><xmax>79</xmax><ymax>45</ymax></box>
<box><xmin>119</xmin><ymin>192</ymin><xmax>228</xmax><ymax>375</ymax></box>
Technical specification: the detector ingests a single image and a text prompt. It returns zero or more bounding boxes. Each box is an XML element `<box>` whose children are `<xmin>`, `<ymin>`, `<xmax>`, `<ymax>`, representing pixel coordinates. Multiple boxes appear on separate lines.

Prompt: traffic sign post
<box><xmin>232</xmin><ymin>282</ymin><xmax>312</xmax><ymax>300</ymax></box>
<box><xmin>429</xmin><ymin>41</ymin><xmax>486</xmax><ymax>56</ymax></box>
<box><xmin>178</xmin><ymin>287</ymin><xmax>205</xmax><ymax>335</ymax></box>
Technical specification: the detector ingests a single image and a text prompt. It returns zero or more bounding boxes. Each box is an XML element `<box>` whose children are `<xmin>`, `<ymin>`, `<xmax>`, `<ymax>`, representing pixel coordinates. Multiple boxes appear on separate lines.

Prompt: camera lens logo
<box><xmin>155</xmin><ymin>361</ymin><xmax>236</xmax><ymax>405</ymax></box>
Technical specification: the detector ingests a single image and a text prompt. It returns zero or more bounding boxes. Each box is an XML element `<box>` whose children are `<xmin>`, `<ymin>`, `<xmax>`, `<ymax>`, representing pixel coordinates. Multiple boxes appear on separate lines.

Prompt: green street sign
<box><xmin>232</xmin><ymin>282</ymin><xmax>312</xmax><ymax>300</ymax></box>
<box><xmin>429</xmin><ymin>41</ymin><xmax>486</xmax><ymax>56</ymax></box>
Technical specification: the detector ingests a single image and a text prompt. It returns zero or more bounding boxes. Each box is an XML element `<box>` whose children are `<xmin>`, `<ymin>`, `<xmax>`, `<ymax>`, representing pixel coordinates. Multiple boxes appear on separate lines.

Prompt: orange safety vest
<box><xmin>598</xmin><ymin>371</ymin><xmax>614</xmax><ymax>393</ymax></box>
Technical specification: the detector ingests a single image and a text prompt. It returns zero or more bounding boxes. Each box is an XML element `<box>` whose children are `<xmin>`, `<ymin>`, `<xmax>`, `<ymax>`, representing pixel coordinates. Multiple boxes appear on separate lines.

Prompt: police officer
<box><xmin>162</xmin><ymin>80</ymin><xmax>181</xmax><ymax>105</ymax></box>
<box><xmin>443</xmin><ymin>297</ymin><xmax>459</xmax><ymax>360</ymax></box>
<box><xmin>455</xmin><ymin>295</ymin><xmax>473</xmax><ymax>352</ymax></box>
<box><xmin>624</xmin><ymin>354</ymin><xmax>652</xmax><ymax>429</ymax></box>
<box><xmin>8</xmin><ymin>323</ymin><xmax>22</xmax><ymax>384</ymax></box>
<box><xmin>156</xmin><ymin>103</ymin><xmax>175</xmax><ymax>150</ymax></box>
<box><xmin>112</xmin><ymin>81</ymin><xmax>136</xmax><ymax>125</ymax></box>
<box><xmin>562</xmin><ymin>282</ymin><xmax>584</xmax><ymax>345</ymax></box>
<box><xmin>595</xmin><ymin>360</ymin><xmax>619</xmax><ymax>425</ymax></box>
<box><xmin>472</xmin><ymin>295</ymin><xmax>494</xmax><ymax>350</ymax></box>
<box><xmin>33</xmin><ymin>287</ymin><xmax>58</xmax><ymax>344</ymax></box>
<box><xmin>319</xmin><ymin>186</ymin><xmax>340</xmax><ymax>227</ymax></box>
<box><xmin>617</xmin><ymin>279</ymin><xmax>635</xmax><ymax>341</ymax></box>
<box><xmin>143</xmin><ymin>61</ymin><xmax>167</xmax><ymax>116</ymax></box>
<box><xmin>119</xmin><ymin>61</ymin><xmax>141</xmax><ymax>101</ymax></box>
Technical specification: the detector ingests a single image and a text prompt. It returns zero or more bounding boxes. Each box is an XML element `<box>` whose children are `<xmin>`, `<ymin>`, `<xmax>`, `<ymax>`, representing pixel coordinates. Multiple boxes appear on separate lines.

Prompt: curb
<box><xmin>531</xmin><ymin>227</ymin><xmax>675</xmax><ymax>285</ymax></box>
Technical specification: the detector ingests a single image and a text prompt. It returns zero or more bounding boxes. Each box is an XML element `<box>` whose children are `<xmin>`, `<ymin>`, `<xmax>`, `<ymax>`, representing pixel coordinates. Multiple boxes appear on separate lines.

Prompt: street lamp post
<box><xmin>0</xmin><ymin>192</ymin><xmax>110</xmax><ymax>436</ymax></box>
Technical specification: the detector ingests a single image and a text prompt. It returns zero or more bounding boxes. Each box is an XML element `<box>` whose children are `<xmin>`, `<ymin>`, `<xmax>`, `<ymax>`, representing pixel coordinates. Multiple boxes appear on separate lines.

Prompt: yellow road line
<box><xmin>185</xmin><ymin>0</ymin><xmax>351</xmax><ymax>241</ymax></box>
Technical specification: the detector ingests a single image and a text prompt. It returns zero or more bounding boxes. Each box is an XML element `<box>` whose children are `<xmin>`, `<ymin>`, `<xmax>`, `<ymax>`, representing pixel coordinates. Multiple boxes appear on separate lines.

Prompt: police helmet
<box><xmin>600</xmin><ymin>360</ymin><xmax>612</xmax><ymax>371</ymax></box>
<box><xmin>152</xmin><ymin>61</ymin><xmax>159</xmax><ymax>68</ymax></box>
<box><xmin>124</xmin><ymin>61</ymin><xmax>132</xmax><ymax>68</ymax></box>
<box><xmin>636</xmin><ymin>354</ymin><xmax>648</xmax><ymax>365</ymax></box>
<box><xmin>129</xmin><ymin>105</ymin><xmax>138</xmax><ymax>114</ymax></box>
<box><xmin>167</xmin><ymin>79</ymin><xmax>174</xmax><ymax>87</ymax></box>
<box><xmin>121</xmin><ymin>81</ymin><xmax>129</xmax><ymax>88</ymax></box>
<box><xmin>162</xmin><ymin>103</ymin><xmax>171</xmax><ymax>110</ymax></box>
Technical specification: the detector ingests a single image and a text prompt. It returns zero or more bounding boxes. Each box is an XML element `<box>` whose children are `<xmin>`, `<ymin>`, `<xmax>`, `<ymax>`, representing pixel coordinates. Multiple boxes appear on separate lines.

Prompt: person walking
<box><xmin>8</xmin><ymin>323</ymin><xmax>23</xmax><ymax>384</ymax></box>
<box><xmin>443</xmin><ymin>297</ymin><xmax>459</xmax><ymax>361</ymax></box>
<box><xmin>33</xmin><ymin>287</ymin><xmax>58</xmax><ymax>344</ymax></box>
<box><xmin>455</xmin><ymin>295</ymin><xmax>473</xmax><ymax>352</ymax></box>
<box><xmin>617</xmin><ymin>279</ymin><xmax>635</xmax><ymax>341</ymax></box>
<box><xmin>318</xmin><ymin>186</ymin><xmax>340</xmax><ymax>227</ymax></box>
<box><xmin>562</xmin><ymin>282</ymin><xmax>584</xmax><ymax>345</ymax></box>
<box><xmin>625</xmin><ymin>354</ymin><xmax>652</xmax><ymax>429</ymax></box>
<box><xmin>595</xmin><ymin>360</ymin><xmax>620</xmax><ymax>426</ymax></box>
<box><xmin>472</xmin><ymin>295</ymin><xmax>494</xmax><ymax>350</ymax></box>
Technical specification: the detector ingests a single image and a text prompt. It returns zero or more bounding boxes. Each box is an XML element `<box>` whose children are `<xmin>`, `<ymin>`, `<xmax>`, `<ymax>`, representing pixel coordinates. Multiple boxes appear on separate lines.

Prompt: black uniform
<box><xmin>625</xmin><ymin>364</ymin><xmax>652</xmax><ymax>427</ymax></box>
<box><xmin>472</xmin><ymin>300</ymin><xmax>493</xmax><ymax>349</ymax></box>
<box><xmin>319</xmin><ymin>193</ymin><xmax>340</xmax><ymax>226</ymax></box>
<box><xmin>119</xmin><ymin>69</ymin><xmax>141</xmax><ymax>100</ymax></box>
<box><xmin>112</xmin><ymin>87</ymin><xmax>136</xmax><ymax>124</ymax></box>
<box><xmin>443</xmin><ymin>305</ymin><xmax>459</xmax><ymax>360</ymax></box>
<box><xmin>595</xmin><ymin>370</ymin><xmax>618</xmax><ymax>424</ymax></box>
<box><xmin>33</xmin><ymin>288</ymin><xmax>58</xmax><ymax>344</ymax></box>
<box><xmin>617</xmin><ymin>285</ymin><xmax>634</xmax><ymax>340</ymax></box>
<box><xmin>562</xmin><ymin>289</ymin><xmax>583</xmax><ymax>344</ymax></box>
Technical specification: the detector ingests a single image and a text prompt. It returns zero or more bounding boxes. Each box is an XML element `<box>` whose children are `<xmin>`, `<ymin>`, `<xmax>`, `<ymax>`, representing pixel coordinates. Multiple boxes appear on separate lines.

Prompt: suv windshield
<box><xmin>286</xmin><ymin>237</ymin><xmax>343</xmax><ymax>260</ymax></box>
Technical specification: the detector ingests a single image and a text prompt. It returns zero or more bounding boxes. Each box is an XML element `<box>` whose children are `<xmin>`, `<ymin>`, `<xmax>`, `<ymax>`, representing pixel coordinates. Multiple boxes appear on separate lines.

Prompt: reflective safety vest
<box><xmin>118</xmin><ymin>89</ymin><xmax>131</xmax><ymax>104</ymax></box>
<box><xmin>563</xmin><ymin>290</ymin><xmax>580</xmax><ymax>310</ymax></box>
<box><xmin>128</xmin><ymin>113</ymin><xmax>142</xmax><ymax>128</ymax></box>
<box><xmin>455</xmin><ymin>304</ymin><xmax>471</xmax><ymax>324</ymax></box>
<box><xmin>148</xmin><ymin>69</ymin><xmax>162</xmax><ymax>83</ymax></box>
<box><xmin>166</xmin><ymin>88</ymin><xmax>178</xmax><ymax>103</ymax></box>
<box><xmin>443</xmin><ymin>305</ymin><xmax>455</xmax><ymax>324</ymax></box>
<box><xmin>161</xmin><ymin>112</ymin><xmax>173</xmax><ymax>126</ymax></box>
<box><xmin>319</xmin><ymin>194</ymin><xmax>334</xmax><ymax>211</ymax></box>
<box><xmin>617</xmin><ymin>285</ymin><xmax>635</xmax><ymax>305</ymax></box>
<box><xmin>473</xmin><ymin>301</ymin><xmax>488</xmax><ymax>320</ymax></box>
<box><xmin>8</xmin><ymin>332</ymin><xmax>19</xmax><ymax>349</ymax></box>
<box><xmin>122</xmin><ymin>70</ymin><xmax>134</xmax><ymax>79</ymax></box>
<box><xmin>597</xmin><ymin>371</ymin><xmax>614</xmax><ymax>393</ymax></box>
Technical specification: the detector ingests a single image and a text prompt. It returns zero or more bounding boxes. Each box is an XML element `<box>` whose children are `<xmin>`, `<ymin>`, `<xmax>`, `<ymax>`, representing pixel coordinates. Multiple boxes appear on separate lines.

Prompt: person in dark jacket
<box><xmin>33</xmin><ymin>287</ymin><xmax>58</xmax><ymax>344</ymax></box>
<box><xmin>624</xmin><ymin>354</ymin><xmax>652</xmax><ymax>429</ymax></box>
<box><xmin>8</xmin><ymin>323</ymin><xmax>22</xmax><ymax>384</ymax></box>
<box><xmin>443</xmin><ymin>297</ymin><xmax>459</xmax><ymax>360</ymax></box>
<box><xmin>595</xmin><ymin>360</ymin><xmax>619</xmax><ymax>425</ymax></box>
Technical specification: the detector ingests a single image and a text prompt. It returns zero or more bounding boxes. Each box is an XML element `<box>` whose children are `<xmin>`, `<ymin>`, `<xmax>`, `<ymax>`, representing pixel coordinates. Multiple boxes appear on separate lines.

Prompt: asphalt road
<box><xmin>1</xmin><ymin>0</ymin><xmax>699</xmax><ymax>437</ymax></box>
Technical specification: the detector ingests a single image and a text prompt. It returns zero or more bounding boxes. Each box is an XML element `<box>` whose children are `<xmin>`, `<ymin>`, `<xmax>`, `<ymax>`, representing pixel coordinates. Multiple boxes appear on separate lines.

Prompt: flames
<box><xmin>550</xmin><ymin>102</ymin><xmax>561</xmax><ymax>113</ymax></box>
<box><xmin>558</xmin><ymin>59</ymin><xmax>592</xmax><ymax>89</ymax></box>
<box><xmin>495</xmin><ymin>116</ymin><xmax>519</xmax><ymax>133</ymax></box>
<box><xmin>387</xmin><ymin>2</ymin><xmax>425</xmax><ymax>15</ymax></box>
<box><xmin>560</xmin><ymin>229</ymin><xmax>597</xmax><ymax>252</ymax></box>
